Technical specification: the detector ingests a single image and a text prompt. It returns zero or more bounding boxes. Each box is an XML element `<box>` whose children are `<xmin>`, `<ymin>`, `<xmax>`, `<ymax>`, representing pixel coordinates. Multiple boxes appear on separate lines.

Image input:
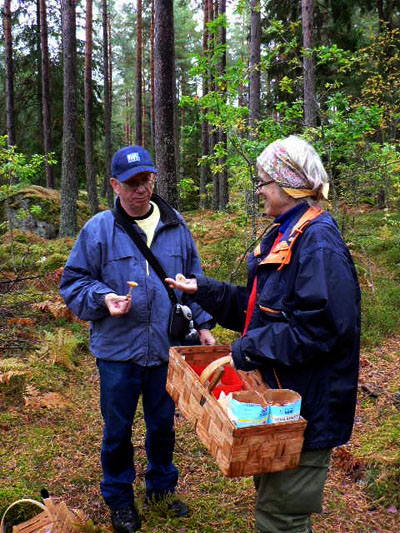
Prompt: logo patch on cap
<box><xmin>127</xmin><ymin>152</ymin><xmax>140</xmax><ymax>163</ymax></box>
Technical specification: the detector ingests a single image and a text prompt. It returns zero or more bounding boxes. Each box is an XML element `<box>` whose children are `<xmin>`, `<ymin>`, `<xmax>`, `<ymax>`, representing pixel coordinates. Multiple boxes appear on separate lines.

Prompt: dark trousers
<box><xmin>97</xmin><ymin>359</ymin><xmax>178</xmax><ymax>511</ymax></box>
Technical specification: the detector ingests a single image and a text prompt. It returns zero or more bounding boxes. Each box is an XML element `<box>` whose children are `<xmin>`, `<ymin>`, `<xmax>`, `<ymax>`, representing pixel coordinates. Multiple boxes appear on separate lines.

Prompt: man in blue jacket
<box><xmin>60</xmin><ymin>145</ymin><xmax>215</xmax><ymax>533</ymax></box>
<box><xmin>167</xmin><ymin>136</ymin><xmax>361</xmax><ymax>533</ymax></box>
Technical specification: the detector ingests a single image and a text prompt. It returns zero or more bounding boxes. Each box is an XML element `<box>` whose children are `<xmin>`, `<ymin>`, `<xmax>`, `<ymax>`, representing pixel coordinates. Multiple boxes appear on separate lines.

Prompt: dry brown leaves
<box><xmin>32</xmin><ymin>295</ymin><xmax>87</xmax><ymax>328</ymax></box>
<box><xmin>24</xmin><ymin>384</ymin><xmax>73</xmax><ymax>411</ymax></box>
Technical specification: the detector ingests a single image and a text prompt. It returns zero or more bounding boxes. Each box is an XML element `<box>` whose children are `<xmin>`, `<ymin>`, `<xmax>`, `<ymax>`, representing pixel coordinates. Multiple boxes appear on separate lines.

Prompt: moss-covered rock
<box><xmin>0</xmin><ymin>185</ymin><xmax>103</xmax><ymax>239</ymax></box>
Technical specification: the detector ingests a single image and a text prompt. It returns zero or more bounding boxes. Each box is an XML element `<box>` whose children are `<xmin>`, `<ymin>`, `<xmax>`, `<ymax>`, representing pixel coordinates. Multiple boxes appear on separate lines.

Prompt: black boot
<box><xmin>111</xmin><ymin>505</ymin><xmax>141</xmax><ymax>533</ymax></box>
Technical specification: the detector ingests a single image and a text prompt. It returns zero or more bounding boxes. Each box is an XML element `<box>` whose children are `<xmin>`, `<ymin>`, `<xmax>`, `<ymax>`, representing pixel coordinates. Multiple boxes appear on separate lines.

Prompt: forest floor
<box><xmin>1</xmin><ymin>206</ymin><xmax>400</xmax><ymax>532</ymax></box>
<box><xmin>0</xmin><ymin>286</ymin><xmax>399</xmax><ymax>532</ymax></box>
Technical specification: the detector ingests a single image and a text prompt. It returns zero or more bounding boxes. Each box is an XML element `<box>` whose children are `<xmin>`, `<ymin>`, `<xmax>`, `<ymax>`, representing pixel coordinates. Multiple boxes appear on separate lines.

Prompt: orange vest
<box><xmin>254</xmin><ymin>206</ymin><xmax>324</xmax><ymax>272</ymax></box>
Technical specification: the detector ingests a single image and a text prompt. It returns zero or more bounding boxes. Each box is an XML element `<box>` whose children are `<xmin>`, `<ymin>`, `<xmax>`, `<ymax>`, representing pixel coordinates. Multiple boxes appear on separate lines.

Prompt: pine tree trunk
<box><xmin>36</xmin><ymin>0</ymin><xmax>44</xmax><ymax>154</ymax></box>
<box><xmin>135</xmin><ymin>0</ymin><xmax>143</xmax><ymax>145</ymax></box>
<box><xmin>249</xmin><ymin>0</ymin><xmax>261</xmax><ymax>129</ymax></box>
<box><xmin>200</xmin><ymin>0</ymin><xmax>210</xmax><ymax>209</ymax></box>
<box><xmin>179</xmin><ymin>73</ymin><xmax>185</xmax><ymax>184</ymax></box>
<box><xmin>108</xmin><ymin>12</ymin><xmax>112</xmax><ymax>103</ymax></box>
<box><xmin>142</xmin><ymin>72</ymin><xmax>146</xmax><ymax>147</ymax></box>
<box><xmin>103</xmin><ymin>0</ymin><xmax>114</xmax><ymax>207</ymax></box>
<box><xmin>4</xmin><ymin>0</ymin><xmax>16</xmax><ymax>161</ymax></box>
<box><xmin>85</xmin><ymin>0</ymin><xmax>99</xmax><ymax>215</ymax></box>
<box><xmin>59</xmin><ymin>0</ymin><xmax>78</xmax><ymax>237</ymax></box>
<box><xmin>172</xmin><ymin>44</ymin><xmax>180</xmax><ymax>187</ymax></box>
<box><xmin>125</xmin><ymin>92</ymin><xmax>130</xmax><ymax>144</ymax></box>
<box><xmin>150</xmin><ymin>0</ymin><xmax>155</xmax><ymax>151</ymax></box>
<box><xmin>154</xmin><ymin>0</ymin><xmax>178</xmax><ymax>207</ymax></box>
<box><xmin>218</xmin><ymin>0</ymin><xmax>228</xmax><ymax>210</ymax></box>
<box><xmin>209</xmin><ymin>0</ymin><xmax>219</xmax><ymax>210</ymax></box>
<box><xmin>302</xmin><ymin>0</ymin><xmax>317</xmax><ymax>127</ymax></box>
<box><xmin>39</xmin><ymin>0</ymin><xmax>55</xmax><ymax>188</ymax></box>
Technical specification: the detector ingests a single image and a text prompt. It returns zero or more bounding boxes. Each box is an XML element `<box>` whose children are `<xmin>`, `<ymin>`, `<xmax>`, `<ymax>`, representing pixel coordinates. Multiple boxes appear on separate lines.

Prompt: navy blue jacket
<box><xmin>195</xmin><ymin>204</ymin><xmax>361</xmax><ymax>450</ymax></box>
<box><xmin>60</xmin><ymin>194</ymin><xmax>213</xmax><ymax>365</ymax></box>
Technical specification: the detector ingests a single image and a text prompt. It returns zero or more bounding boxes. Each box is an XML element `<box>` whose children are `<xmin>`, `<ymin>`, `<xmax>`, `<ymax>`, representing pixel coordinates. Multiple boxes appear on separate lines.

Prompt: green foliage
<box><xmin>0</xmin><ymin>229</ymin><xmax>70</xmax><ymax>274</ymax></box>
<box><xmin>0</xmin><ymin>136</ymin><xmax>56</xmax><ymax>187</ymax></box>
<box><xmin>35</xmin><ymin>329</ymin><xmax>86</xmax><ymax>371</ymax></box>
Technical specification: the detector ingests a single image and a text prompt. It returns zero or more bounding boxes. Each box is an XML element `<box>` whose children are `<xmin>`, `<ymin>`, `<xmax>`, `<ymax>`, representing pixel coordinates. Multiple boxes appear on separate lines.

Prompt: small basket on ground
<box><xmin>1</xmin><ymin>497</ymin><xmax>87</xmax><ymax>533</ymax></box>
<box><xmin>166</xmin><ymin>345</ymin><xmax>307</xmax><ymax>478</ymax></box>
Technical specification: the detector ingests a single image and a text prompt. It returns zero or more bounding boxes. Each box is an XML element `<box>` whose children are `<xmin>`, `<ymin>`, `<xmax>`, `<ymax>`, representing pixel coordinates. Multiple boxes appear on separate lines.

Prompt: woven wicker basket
<box><xmin>1</xmin><ymin>497</ymin><xmax>86</xmax><ymax>533</ymax></box>
<box><xmin>167</xmin><ymin>345</ymin><xmax>307</xmax><ymax>478</ymax></box>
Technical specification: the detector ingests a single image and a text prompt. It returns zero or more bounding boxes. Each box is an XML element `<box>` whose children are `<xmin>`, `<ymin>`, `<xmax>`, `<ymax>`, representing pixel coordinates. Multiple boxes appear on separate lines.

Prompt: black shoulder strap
<box><xmin>113</xmin><ymin>209</ymin><xmax>178</xmax><ymax>305</ymax></box>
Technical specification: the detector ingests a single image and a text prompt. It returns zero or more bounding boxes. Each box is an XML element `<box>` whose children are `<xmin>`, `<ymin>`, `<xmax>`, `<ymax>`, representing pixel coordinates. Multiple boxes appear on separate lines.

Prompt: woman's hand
<box><xmin>104</xmin><ymin>293</ymin><xmax>132</xmax><ymax>316</ymax></box>
<box><xmin>165</xmin><ymin>275</ymin><xmax>198</xmax><ymax>294</ymax></box>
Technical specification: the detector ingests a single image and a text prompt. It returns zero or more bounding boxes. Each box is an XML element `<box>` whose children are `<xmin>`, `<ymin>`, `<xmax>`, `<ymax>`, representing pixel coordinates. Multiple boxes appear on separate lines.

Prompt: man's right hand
<box><xmin>104</xmin><ymin>293</ymin><xmax>132</xmax><ymax>316</ymax></box>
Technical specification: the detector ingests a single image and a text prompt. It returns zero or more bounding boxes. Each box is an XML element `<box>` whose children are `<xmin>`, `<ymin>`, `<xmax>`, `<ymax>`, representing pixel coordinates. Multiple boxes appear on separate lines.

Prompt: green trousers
<box><xmin>253</xmin><ymin>448</ymin><xmax>332</xmax><ymax>533</ymax></box>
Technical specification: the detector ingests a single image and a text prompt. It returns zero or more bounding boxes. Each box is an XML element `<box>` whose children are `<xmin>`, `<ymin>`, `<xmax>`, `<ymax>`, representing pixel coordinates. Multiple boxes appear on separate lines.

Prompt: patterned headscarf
<box><xmin>257</xmin><ymin>141</ymin><xmax>329</xmax><ymax>200</ymax></box>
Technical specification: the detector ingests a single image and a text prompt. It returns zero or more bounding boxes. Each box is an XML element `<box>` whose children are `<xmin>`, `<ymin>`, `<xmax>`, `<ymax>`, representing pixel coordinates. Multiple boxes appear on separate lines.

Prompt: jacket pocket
<box><xmin>258</xmin><ymin>304</ymin><xmax>282</xmax><ymax>317</ymax></box>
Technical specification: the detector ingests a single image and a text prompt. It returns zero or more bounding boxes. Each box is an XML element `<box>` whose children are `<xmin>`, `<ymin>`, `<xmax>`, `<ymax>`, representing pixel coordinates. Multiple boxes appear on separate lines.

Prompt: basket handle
<box><xmin>0</xmin><ymin>499</ymin><xmax>49</xmax><ymax>533</ymax></box>
<box><xmin>199</xmin><ymin>355</ymin><xmax>232</xmax><ymax>392</ymax></box>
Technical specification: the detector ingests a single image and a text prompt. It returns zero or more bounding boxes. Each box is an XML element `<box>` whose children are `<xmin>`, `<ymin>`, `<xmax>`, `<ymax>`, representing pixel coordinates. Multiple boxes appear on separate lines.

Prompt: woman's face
<box><xmin>256</xmin><ymin>167</ymin><xmax>298</xmax><ymax>217</ymax></box>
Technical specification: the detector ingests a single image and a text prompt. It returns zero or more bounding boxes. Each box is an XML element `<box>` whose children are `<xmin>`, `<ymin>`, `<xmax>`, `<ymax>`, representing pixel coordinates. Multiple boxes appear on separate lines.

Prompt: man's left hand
<box><xmin>198</xmin><ymin>329</ymin><xmax>216</xmax><ymax>346</ymax></box>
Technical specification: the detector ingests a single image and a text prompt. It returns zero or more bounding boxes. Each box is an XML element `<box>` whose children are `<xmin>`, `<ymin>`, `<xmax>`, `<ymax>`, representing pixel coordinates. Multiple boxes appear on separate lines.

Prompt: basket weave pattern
<box><xmin>167</xmin><ymin>345</ymin><xmax>307</xmax><ymax>478</ymax></box>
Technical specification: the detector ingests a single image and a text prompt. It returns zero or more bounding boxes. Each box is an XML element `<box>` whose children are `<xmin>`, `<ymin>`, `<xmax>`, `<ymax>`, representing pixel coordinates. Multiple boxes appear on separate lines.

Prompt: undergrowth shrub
<box><xmin>34</xmin><ymin>329</ymin><xmax>85</xmax><ymax>370</ymax></box>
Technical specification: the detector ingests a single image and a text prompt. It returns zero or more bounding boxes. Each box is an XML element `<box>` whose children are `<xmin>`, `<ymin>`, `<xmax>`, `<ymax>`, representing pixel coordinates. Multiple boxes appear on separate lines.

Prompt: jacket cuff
<box><xmin>94</xmin><ymin>290</ymin><xmax>113</xmax><ymax>309</ymax></box>
<box><xmin>195</xmin><ymin>276</ymin><xmax>211</xmax><ymax>301</ymax></box>
<box><xmin>231</xmin><ymin>338</ymin><xmax>257</xmax><ymax>371</ymax></box>
<box><xmin>196</xmin><ymin>319</ymin><xmax>216</xmax><ymax>331</ymax></box>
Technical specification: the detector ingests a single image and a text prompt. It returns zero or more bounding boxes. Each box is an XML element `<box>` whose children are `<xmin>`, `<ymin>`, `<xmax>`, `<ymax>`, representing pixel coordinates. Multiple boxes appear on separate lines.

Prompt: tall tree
<box><xmin>103</xmin><ymin>0</ymin><xmax>114</xmax><ymax>207</ymax></box>
<box><xmin>154</xmin><ymin>0</ymin><xmax>178</xmax><ymax>207</ymax></box>
<box><xmin>209</xmin><ymin>0</ymin><xmax>219</xmax><ymax>210</ymax></box>
<box><xmin>4</xmin><ymin>0</ymin><xmax>16</xmax><ymax>160</ymax></box>
<box><xmin>135</xmin><ymin>0</ymin><xmax>143</xmax><ymax>144</ymax></box>
<box><xmin>249</xmin><ymin>0</ymin><xmax>261</xmax><ymax>129</ymax></box>
<box><xmin>150</xmin><ymin>0</ymin><xmax>155</xmax><ymax>150</ymax></box>
<box><xmin>84</xmin><ymin>0</ymin><xmax>99</xmax><ymax>215</ymax></box>
<box><xmin>59</xmin><ymin>0</ymin><xmax>78</xmax><ymax>237</ymax></box>
<box><xmin>302</xmin><ymin>0</ymin><xmax>317</xmax><ymax>127</ymax></box>
<box><xmin>108</xmin><ymin>10</ymin><xmax>113</xmax><ymax>102</ymax></box>
<box><xmin>142</xmin><ymin>74</ymin><xmax>146</xmax><ymax>147</ymax></box>
<box><xmin>199</xmin><ymin>0</ymin><xmax>210</xmax><ymax>208</ymax></box>
<box><xmin>218</xmin><ymin>0</ymin><xmax>228</xmax><ymax>210</ymax></box>
<box><xmin>39</xmin><ymin>0</ymin><xmax>55</xmax><ymax>188</ymax></box>
<box><xmin>36</xmin><ymin>0</ymin><xmax>43</xmax><ymax>153</ymax></box>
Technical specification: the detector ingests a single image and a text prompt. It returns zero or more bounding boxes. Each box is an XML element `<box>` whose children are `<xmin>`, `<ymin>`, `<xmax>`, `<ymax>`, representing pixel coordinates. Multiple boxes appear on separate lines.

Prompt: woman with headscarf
<box><xmin>167</xmin><ymin>136</ymin><xmax>360</xmax><ymax>533</ymax></box>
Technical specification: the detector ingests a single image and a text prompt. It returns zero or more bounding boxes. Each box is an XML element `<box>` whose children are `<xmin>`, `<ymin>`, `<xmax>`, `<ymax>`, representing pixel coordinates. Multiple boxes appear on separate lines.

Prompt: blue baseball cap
<box><xmin>111</xmin><ymin>146</ymin><xmax>157</xmax><ymax>182</ymax></box>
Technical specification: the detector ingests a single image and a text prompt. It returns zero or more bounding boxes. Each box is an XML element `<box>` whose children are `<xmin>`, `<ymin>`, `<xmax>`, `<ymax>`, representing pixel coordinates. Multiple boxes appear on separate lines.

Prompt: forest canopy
<box><xmin>1</xmin><ymin>0</ymin><xmax>400</xmax><ymax>233</ymax></box>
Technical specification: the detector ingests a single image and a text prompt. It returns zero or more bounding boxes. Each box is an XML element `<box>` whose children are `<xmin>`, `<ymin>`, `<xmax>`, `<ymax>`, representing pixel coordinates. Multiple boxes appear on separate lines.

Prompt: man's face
<box><xmin>111</xmin><ymin>172</ymin><xmax>155</xmax><ymax>216</ymax></box>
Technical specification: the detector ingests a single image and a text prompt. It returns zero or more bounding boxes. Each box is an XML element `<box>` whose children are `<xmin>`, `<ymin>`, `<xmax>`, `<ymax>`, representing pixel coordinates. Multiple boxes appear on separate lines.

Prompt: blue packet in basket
<box><xmin>223</xmin><ymin>391</ymin><xmax>270</xmax><ymax>428</ymax></box>
<box><xmin>264</xmin><ymin>389</ymin><xmax>302</xmax><ymax>424</ymax></box>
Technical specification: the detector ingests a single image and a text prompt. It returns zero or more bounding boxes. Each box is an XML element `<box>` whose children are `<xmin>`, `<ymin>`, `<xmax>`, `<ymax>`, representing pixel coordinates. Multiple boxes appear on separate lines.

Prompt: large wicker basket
<box><xmin>167</xmin><ymin>345</ymin><xmax>307</xmax><ymax>478</ymax></box>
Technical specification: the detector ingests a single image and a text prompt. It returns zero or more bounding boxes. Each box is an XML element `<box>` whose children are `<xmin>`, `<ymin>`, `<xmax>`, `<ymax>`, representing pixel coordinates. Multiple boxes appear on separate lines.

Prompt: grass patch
<box><xmin>361</xmin><ymin>279</ymin><xmax>400</xmax><ymax>347</ymax></box>
<box><xmin>365</xmin><ymin>463</ymin><xmax>400</xmax><ymax>508</ymax></box>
